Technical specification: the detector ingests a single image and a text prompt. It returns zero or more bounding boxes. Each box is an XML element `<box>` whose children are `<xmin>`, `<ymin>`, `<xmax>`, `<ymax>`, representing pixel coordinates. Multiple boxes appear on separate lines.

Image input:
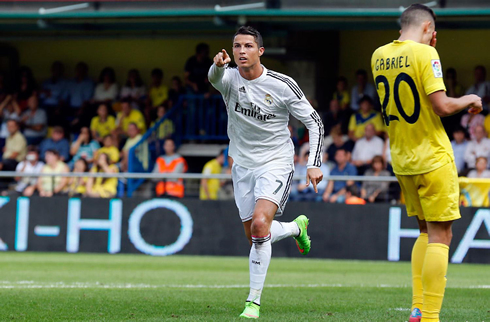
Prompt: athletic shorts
<box><xmin>396</xmin><ymin>160</ymin><xmax>461</xmax><ymax>222</ymax></box>
<box><xmin>232</xmin><ymin>162</ymin><xmax>294</xmax><ymax>222</ymax></box>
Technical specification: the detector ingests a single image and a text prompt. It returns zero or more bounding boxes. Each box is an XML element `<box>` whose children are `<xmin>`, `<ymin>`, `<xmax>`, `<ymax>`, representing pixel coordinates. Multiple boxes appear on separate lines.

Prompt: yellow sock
<box><xmin>411</xmin><ymin>233</ymin><xmax>428</xmax><ymax>311</ymax></box>
<box><xmin>421</xmin><ymin>243</ymin><xmax>449</xmax><ymax>322</ymax></box>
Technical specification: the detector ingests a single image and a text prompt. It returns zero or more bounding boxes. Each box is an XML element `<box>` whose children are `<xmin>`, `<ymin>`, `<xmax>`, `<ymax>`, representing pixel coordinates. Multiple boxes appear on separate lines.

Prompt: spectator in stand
<box><xmin>120</xmin><ymin>123</ymin><xmax>144</xmax><ymax>172</ymax></box>
<box><xmin>200</xmin><ymin>149</ymin><xmax>225</xmax><ymax>200</ymax></box>
<box><xmin>39</xmin><ymin>126</ymin><xmax>70</xmax><ymax>162</ymax></box>
<box><xmin>95</xmin><ymin>135</ymin><xmax>120</xmax><ymax>164</ymax></box>
<box><xmin>460</xmin><ymin>110</ymin><xmax>484</xmax><ymax>140</ymax></box>
<box><xmin>37</xmin><ymin>149</ymin><xmax>69</xmax><ymax>197</ymax></box>
<box><xmin>332</xmin><ymin>77</ymin><xmax>350</xmax><ymax>110</ymax></box>
<box><xmin>0</xmin><ymin>95</ymin><xmax>21</xmax><ymax>149</ymax></box>
<box><xmin>11</xmin><ymin>146</ymin><xmax>44</xmax><ymax>197</ymax></box>
<box><xmin>148</xmin><ymin>68</ymin><xmax>168</xmax><ymax>109</ymax></box>
<box><xmin>15</xmin><ymin>66</ymin><xmax>37</xmax><ymax>111</ymax></box>
<box><xmin>90</xmin><ymin>103</ymin><xmax>116</xmax><ymax>143</ymax></box>
<box><xmin>344</xmin><ymin>184</ymin><xmax>366</xmax><ymax>205</ymax></box>
<box><xmin>168</xmin><ymin>76</ymin><xmax>186</xmax><ymax>108</ymax></box>
<box><xmin>472</xmin><ymin>157</ymin><xmax>490</xmax><ymax>178</ymax></box>
<box><xmin>348</xmin><ymin>95</ymin><xmax>384</xmax><ymax>141</ymax></box>
<box><xmin>326</xmin><ymin>126</ymin><xmax>354</xmax><ymax>164</ymax></box>
<box><xmin>40</xmin><ymin>61</ymin><xmax>68</xmax><ymax>127</ymax></box>
<box><xmin>153</xmin><ymin>138</ymin><xmax>187</xmax><ymax>198</ymax></box>
<box><xmin>451</xmin><ymin>126</ymin><xmax>468</xmax><ymax>174</ymax></box>
<box><xmin>323</xmin><ymin>99</ymin><xmax>350</xmax><ymax>136</ymax></box>
<box><xmin>351</xmin><ymin>124</ymin><xmax>384</xmax><ymax>174</ymax></box>
<box><xmin>464</xmin><ymin>125</ymin><xmax>490</xmax><ymax>169</ymax></box>
<box><xmin>20</xmin><ymin>94</ymin><xmax>48</xmax><ymax>145</ymax></box>
<box><xmin>150</xmin><ymin>105</ymin><xmax>175</xmax><ymax>141</ymax></box>
<box><xmin>0</xmin><ymin>120</ymin><xmax>27</xmax><ymax>171</ymax></box>
<box><xmin>115</xmin><ymin>98</ymin><xmax>146</xmax><ymax>140</ymax></box>
<box><xmin>445</xmin><ymin>68</ymin><xmax>465</xmax><ymax>98</ymax></box>
<box><xmin>120</xmin><ymin>69</ymin><xmax>146</xmax><ymax>105</ymax></box>
<box><xmin>290</xmin><ymin>151</ymin><xmax>330</xmax><ymax>202</ymax></box>
<box><xmin>360</xmin><ymin>155</ymin><xmax>391</xmax><ymax>203</ymax></box>
<box><xmin>465</xmin><ymin>65</ymin><xmax>490</xmax><ymax>111</ymax></box>
<box><xmin>66</xmin><ymin>158</ymin><xmax>89</xmax><ymax>197</ymax></box>
<box><xmin>69</xmin><ymin>126</ymin><xmax>100</xmax><ymax>169</ymax></box>
<box><xmin>93</xmin><ymin>67</ymin><xmax>118</xmax><ymax>103</ymax></box>
<box><xmin>86</xmin><ymin>153</ymin><xmax>118</xmax><ymax>198</ymax></box>
<box><xmin>322</xmin><ymin>148</ymin><xmax>357</xmax><ymax>203</ymax></box>
<box><xmin>66</xmin><ymin>62</ymin><xmax>94</xmax><ymax>111</ymax></box>
<box><xmin>350</xmin><ymin>69</ymin><xmax>376</xmax><ymax>111</ymax></box>
<box><xmin>467</xmin><ymin>157</ymin><xmax>490</xmax><ymax>179</ymax></box>
<box><xmin>185</xmin><ymin>43</ymin><xmax>213</xmax><ymax>94</ymax></box>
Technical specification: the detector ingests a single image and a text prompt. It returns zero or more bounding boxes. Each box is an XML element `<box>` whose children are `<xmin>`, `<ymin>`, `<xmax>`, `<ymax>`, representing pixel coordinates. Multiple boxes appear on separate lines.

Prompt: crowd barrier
<box><xmin>0</xmin><ymin>197</ymin><xmax>488</xmax><ymax>264</ymax></box>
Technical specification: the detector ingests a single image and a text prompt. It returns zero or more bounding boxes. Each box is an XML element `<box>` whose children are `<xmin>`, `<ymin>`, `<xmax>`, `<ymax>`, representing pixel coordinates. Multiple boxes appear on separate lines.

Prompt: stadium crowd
<box><xmin>0</xmin><ymin>43</ymin><xmax>489</xmax><ymax>205</ymax></box>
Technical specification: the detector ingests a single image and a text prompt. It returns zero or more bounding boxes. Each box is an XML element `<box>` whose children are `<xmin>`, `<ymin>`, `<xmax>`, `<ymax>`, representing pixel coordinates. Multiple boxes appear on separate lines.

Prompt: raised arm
<box><xmin>208</xmin><ymin>49</ymin><xmax>231</xmax><ymax>93</ymax></box>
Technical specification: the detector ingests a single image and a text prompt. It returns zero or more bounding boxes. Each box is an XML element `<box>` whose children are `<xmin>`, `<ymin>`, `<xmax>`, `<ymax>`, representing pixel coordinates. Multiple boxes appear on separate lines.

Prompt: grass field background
<box><xmin>1</xmin><ymin>253</ymin><xmax>489</xmax><ymax>321</ymax></box>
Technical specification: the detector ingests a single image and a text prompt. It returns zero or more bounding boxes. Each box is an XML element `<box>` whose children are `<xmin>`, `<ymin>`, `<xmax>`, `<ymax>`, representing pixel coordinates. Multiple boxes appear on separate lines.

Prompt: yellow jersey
<box><xmin>371</xmin><ymin>40</ymin><xmax>452</xmax><ymax>175</ymax></box>
<box><xmin>90</xmin><ymin>115</ymin><xmax>116</xmax><ymax>139</ymax></box>
<box><xmin>116</xmin><ymin>109</ymin><xmax>146</xmax><ymax>133</ymax></box>
<box><xmin>199</xmin><ymin>159</ymin><xmax>222</xmax><ymax>200</ymax></box>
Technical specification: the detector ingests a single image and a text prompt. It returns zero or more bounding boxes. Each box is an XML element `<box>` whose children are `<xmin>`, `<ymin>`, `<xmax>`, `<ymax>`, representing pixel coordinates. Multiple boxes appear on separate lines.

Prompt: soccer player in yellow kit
<box><xmin>371</xmin><ymin>4</ymin><xmax>482</xmax><ymax>322</ymax></box>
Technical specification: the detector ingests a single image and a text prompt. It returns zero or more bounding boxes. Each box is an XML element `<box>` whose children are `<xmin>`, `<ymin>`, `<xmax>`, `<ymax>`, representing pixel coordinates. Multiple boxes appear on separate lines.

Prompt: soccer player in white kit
<box><xmin>208</xmin><ymin>26</ymin><xmax>324</xmax><ymax>319</ymax></box>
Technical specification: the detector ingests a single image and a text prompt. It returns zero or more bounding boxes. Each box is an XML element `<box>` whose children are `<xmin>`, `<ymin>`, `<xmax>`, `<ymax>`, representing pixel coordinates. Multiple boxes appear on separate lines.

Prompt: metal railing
<box><xmin>0</xmin><ymin>172</ymin><xmax>399</xmax><ymax>181</ymax></box>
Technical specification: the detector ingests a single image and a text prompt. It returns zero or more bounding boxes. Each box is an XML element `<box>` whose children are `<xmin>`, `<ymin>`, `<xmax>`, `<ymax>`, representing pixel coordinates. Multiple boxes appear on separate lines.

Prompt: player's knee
<box><xmin>250</xmin><ymin>215</ymin><xmax>269</xmax><ymax>236</ymax></box>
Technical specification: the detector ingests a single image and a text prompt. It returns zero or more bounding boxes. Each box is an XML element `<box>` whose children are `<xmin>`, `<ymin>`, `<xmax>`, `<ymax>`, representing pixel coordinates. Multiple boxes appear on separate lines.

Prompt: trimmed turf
<box><xmin>1</xmin><ymin>253</ymin><xmax>489</xmax><ymax>321</ymax></box>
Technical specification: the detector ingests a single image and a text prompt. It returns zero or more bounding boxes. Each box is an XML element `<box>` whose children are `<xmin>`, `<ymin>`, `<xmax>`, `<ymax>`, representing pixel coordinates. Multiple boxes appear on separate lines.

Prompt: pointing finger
<box><xmin>312</xmin><ymin>179</ymin><xmax>318</xmax><ymax>194</ymax></box>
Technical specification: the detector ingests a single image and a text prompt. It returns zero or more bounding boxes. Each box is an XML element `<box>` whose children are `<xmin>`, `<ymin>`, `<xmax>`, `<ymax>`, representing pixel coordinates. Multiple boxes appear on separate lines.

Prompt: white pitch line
<box><xmin>0</xmin><ymin>282</ymin><xmax>489</xmax><ymax>290</ymax></box>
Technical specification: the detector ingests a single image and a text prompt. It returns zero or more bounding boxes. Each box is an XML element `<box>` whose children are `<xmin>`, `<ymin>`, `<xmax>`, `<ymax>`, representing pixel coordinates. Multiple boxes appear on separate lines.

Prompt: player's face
<box><xmin>233</xmin><ymin>34</ymin><xmax>264</xmax><ymax>69</ymax></box>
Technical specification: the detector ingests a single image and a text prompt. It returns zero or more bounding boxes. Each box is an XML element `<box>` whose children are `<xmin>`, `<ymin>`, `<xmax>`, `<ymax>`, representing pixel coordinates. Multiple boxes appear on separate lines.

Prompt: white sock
<box><xmin>247</xmin><ymin>234</ymin><xmax>272</xmax><ymax>305</ymax></box>
<box><xmin>270</xmin><ymin>220</ymin><xmax>300</xmax><ymax>243</ymax></box>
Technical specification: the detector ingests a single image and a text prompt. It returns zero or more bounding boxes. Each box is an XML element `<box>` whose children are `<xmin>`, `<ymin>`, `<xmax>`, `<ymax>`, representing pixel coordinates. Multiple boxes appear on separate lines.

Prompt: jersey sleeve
<box><xmin>420</xmin><ymin>46</ymin><xmax>446</xmax><ymax>95</ymax></box>
<box><xmin>208</xmin><ymin>64</ymin><xmax>232</xmax><ymax>95</ymax></box>
<box><xmin>284</xmin><ymin>80</ymin><xmax>324</xmax><ymax>168</ymax></box>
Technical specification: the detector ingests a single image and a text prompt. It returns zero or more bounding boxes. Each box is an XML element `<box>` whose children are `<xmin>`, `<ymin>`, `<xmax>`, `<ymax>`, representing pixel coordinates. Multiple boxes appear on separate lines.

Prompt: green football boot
<box><xmin>239</xmin><ymin>302</ymin><xmax>260</xmax><ymax>319</ymax></box>
<box><xmin>293</xmin><ymin>215</ymin><xmax>311</xmax><ymax>255</ymax></box>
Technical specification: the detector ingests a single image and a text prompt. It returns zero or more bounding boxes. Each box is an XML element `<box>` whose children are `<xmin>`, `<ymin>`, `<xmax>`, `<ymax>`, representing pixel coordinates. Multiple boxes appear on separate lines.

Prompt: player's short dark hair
<box><xmin>400</xmin><ymin>4</ymin><xmax>436</xmax><ymax>29</ymax></box>
<box><xmin>234</xmin><ymin>26</ymin><xmax>264</xmax><ymax>48</ymax></box>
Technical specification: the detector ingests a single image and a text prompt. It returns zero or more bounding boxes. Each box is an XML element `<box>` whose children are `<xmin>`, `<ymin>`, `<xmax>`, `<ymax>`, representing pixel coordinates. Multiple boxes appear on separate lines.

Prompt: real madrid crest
<box><xmin>264</xmin><ymin>94</ymin><xmax>273</xmax><ymax>105</ymax></box>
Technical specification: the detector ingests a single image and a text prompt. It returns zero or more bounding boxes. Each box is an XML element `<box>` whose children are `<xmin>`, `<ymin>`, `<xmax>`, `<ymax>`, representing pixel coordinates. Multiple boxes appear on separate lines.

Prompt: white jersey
<box><xmin>208</xmin><ymin>64</ymin><xmax>324</xmax><ymax>169</ymax></box>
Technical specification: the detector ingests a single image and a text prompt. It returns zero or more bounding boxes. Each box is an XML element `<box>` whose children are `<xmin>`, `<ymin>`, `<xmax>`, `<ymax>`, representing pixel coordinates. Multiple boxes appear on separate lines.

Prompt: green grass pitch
<box><xmin>0</xmin><ymin>253</ymin><xmax>489</xmax><ymax>321</ymax></box>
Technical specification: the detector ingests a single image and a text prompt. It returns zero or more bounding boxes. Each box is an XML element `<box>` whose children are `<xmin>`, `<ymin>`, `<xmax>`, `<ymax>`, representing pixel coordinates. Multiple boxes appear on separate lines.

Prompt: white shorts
<box><xmin>232</xmin><ymin>162</ymin><xmax>294</xmax><ymax>222</ymax></box>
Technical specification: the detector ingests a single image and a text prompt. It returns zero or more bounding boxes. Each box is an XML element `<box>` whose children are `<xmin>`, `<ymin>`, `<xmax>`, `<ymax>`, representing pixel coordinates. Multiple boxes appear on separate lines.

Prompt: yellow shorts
<box><xmin>396</xmin><ymin>161</ymin><xmax>461</xmax><ymax>222</ymax></box>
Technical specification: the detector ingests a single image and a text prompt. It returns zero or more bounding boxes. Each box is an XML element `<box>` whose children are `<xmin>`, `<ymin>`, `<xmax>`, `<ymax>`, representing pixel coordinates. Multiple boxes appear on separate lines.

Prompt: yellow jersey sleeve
<box><xmin>348</xmin><ymin>115</ymin><xmax>356</xmax><ymax>131</ymax></box>
<box><xmin>418</xmin><ymin>46</ymin><xmax>446</xmax><ymax>95</ymax></box>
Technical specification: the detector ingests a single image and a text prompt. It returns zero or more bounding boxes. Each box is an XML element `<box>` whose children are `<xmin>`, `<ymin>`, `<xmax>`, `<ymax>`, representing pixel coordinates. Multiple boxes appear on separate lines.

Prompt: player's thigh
<box><xmin>418</xmin><ymin>161</ymin><xmax>461</xmax><ymax>223</ymax></box>
<box><xmin>254</xmin><ymin>163</ymin><xmax>294</xmax><ymax>217</ymax></box>
<box><xmin>396</xmin><ymin>174</ymin><xmax>425</xmax><ymax>220</ymax></box>
<box><xmin>232</xmin><ymin>164</ymin><xmax>255</xmax><ymax>223</ymax></box>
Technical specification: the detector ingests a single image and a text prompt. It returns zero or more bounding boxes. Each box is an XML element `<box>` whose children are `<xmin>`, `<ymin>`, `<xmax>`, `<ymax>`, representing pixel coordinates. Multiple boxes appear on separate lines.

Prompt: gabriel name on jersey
<box><xmin>373</xmin><ymin>55</ymin><xmax>410</xmax><ymax>71</ymax></box>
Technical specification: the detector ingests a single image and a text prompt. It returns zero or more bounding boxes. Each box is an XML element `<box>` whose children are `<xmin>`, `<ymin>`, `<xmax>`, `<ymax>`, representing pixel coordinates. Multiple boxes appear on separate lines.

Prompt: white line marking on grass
<box><xmin>0</xmin><ymin>281</ymin><xmax>489</xmax><ymax>290</ymax></box>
